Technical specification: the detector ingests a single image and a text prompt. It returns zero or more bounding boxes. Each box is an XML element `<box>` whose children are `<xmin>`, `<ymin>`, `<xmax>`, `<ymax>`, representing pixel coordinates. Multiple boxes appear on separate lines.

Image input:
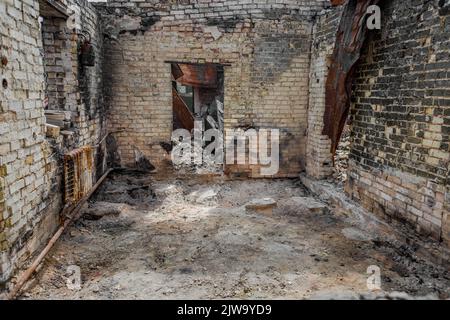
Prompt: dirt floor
<box><xmin>22</xmin><ymin>170</ymin><xmax>450</xmax><ymax>300</ymax></box>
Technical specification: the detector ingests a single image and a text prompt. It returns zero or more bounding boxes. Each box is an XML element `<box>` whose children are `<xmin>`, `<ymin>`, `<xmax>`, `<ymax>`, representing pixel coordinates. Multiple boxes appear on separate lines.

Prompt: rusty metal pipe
<box><xmin>7</xmin><ymin>168</ymin><xmax>113</xmax><ymax>300</ymax></box>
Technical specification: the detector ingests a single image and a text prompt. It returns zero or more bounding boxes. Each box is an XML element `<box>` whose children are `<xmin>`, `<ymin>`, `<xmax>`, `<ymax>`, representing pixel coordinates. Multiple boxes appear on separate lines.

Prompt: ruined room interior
<box><xmin>0</xmin><ymin>0</ymin><xmax>449</xmax><ymax>300</ymax></box>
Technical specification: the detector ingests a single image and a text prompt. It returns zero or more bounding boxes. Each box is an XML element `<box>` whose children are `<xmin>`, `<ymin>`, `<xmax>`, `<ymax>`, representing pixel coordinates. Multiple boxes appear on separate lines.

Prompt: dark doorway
<box><xmin>171</xmin><ymin>63</ymin><xmax>224</xmax><ymax>133</ymax></box>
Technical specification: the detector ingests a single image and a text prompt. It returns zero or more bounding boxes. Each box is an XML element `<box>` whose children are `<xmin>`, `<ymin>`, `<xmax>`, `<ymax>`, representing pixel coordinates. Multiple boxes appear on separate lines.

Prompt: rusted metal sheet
<box><xmin>330</xmin><ymin>0</ymin><xmax>346</xmax><ymax>5</ymax></box>
<box><xmin>173</xmin><ymin>63</ymin><xmax>218</xmax><ymax>88</ymax></box>
<box><xmin>323</xmin><ymin>0</ymin><xmax>380</xmax><ymax>155</ymax></box>
<box><xmin>172</xmin><ymin>88</ymin><xmax>195</xmax><ymax>131</ymax></box>
<box><xmin>171</xmin><ymin>63</ymin><xmax>184</xmax><ymax>81</ymax></box>
<box><xmin>64</xmin><ymin>146</ymin><xmax>94</xmax><ymax>204</ymax></box>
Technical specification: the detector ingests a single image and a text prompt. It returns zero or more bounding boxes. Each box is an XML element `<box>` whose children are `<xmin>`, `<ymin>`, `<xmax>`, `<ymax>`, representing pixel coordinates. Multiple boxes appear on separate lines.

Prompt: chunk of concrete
<box><xmin>246</xmin><ymin>198</ymin><xmax>277</xmax><ymax>216</ymax></box>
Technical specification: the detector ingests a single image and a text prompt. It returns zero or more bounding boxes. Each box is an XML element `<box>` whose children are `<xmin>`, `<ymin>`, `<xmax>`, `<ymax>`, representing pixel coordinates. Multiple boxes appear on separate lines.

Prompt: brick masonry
<box><xmin>1</xmin><ymin>0</ymin><xmax>450</xmax><ymax>291</ymax></box>
<box><xmin>345</xmin><ymin>0</ymin><xmax>450</xmax><ymax>246</ymax></box>
<box><xmin>95</xmin><ymin>0</ymin><xmax>329</xmax><ymax>177</ymax></box>
<box><xmin>0</xmin><ymin>0</ymin><xmax>105</xmax><ymax>288</ymax></box>
<box><xmin>306</xmin><ymin>6</ymin><xmax>342</xmax><ymax>179</ymax></box>
<box><xmin>1</xmin><ymin>0</ymin><xmax>52</xmax><ymax>286</ymax></box>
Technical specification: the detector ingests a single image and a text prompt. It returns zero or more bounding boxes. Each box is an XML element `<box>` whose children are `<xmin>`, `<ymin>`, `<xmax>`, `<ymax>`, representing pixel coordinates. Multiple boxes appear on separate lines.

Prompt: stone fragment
<box><xmin>45</xmin><ymin>124</ymin><xmax>60</xmax><ymax>139</ymax></box>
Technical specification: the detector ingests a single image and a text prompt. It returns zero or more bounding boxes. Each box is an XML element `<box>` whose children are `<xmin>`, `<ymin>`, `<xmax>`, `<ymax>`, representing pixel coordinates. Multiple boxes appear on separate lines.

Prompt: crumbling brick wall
<box><xmin>0</xmin><ymin>0</ymin><xmax>106</xmax><ymax>289</ymax></box>
<box><xmin>346</xmin><ymin>0</ymin><xmax>450</xmax><ymax>247</ymax></box>
<box><xmin>42</xmin><ymin>0</ymin><xmax>106</xmax><ymax>149</ymax></box>
<box><xmin>95</xmin><ymin>0</ymin><xmax>329</xmax><ymax>177</ymax></box>
<box><xmin>67</xmin><ymin>0</ymin><xmax>106</xmax><ymax>151</ymax></box>
<box><xmin>0</xmin><ymin>0</ymin><xmax>54</xmax><ymax>287</ymax></box>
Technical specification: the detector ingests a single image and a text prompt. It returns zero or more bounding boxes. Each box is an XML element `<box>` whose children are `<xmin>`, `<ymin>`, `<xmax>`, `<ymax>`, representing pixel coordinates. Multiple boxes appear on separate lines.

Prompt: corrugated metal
<box><xmin>64</xmin><ymin>146</ymin><xmax>94</xmax><ymax>204</ymax></box>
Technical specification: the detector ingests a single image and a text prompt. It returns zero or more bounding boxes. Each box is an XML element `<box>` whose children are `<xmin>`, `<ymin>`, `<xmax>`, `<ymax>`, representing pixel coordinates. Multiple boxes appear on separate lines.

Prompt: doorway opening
<box><xmin>170</xmin><ymin>62</ymin><xmax>225</xmax><ymax>174</ymax></box>
<box><xmin>171</xmin><ymin>63</ymin><xmax>224</xmax><ymax>133</ymax></box>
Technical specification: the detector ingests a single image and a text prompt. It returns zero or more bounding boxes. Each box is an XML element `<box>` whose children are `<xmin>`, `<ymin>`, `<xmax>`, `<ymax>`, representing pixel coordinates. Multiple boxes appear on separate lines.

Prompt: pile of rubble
<box><xmin>171</xmin><ymin>141</ymin><xmax>223</xmax><ymax>175</ymax></box>
<box><xmin>331</xmin><ymin>126</ymin><xmax>351</xmax><ymax>185</ymax></box>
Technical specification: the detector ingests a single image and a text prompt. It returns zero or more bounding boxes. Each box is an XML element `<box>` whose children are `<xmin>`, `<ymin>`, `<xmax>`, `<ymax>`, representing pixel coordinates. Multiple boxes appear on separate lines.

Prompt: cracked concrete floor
<box><xmin>22</xmin><ymin>170</ymin><xmax>450</xmax><ymax>300</ymax></box>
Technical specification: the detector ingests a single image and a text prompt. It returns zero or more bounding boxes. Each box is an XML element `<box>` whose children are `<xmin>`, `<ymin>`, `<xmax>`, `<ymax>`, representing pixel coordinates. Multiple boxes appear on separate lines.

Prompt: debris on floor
<box><xmin>92</xmin><ymin>169</ymin><xmax>156</xmax><ymax>207</ymax></box>
<box><xmin>21</xmin><ymin>171</ymin><xmax>449</xmax><ymax>300</ymax></box>
<box><xmin>81</xmin><ymin>202</ymin><xmax>125</xmax><ymax>221</ymax></box>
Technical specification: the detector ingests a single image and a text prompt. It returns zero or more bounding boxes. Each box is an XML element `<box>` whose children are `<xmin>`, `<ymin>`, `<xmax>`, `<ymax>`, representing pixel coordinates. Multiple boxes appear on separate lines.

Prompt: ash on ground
<box><xmin>24</xmin><ymin>171</ymin><xmax>450</xmax><ymax>300</ymax></box>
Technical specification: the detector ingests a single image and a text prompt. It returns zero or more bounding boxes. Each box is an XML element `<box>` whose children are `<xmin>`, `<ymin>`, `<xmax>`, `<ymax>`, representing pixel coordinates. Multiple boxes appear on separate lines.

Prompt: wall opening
<box><xmin>171</xmin><ymin>63</ymin><xmax>224</xmax><ymax>132</ymax></box>
<box><xmin>170</xmin><ymin>62</ymin><xmax>225</xmax><ymax>173</ymax></box>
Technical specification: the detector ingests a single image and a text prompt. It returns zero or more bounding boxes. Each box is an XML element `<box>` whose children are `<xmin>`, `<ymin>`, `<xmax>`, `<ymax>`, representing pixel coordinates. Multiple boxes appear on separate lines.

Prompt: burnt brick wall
<box><xmin>306</xmin><ymin>6</ymin><xmax>343</xmax><ymax>179</ymax></box>
<box><xmin>94</xmin><ymin>0</ymin><xmax>329</xmax><ymax>177</ymax></box>
<box><xmin>347</xmin><ymin>0</ymin><xmax>450</xmax><ymax>248</ymax></box>
<box><xmin>0</xmin><ymin>0</ymin><xmax>106</xmax><ymax>290</ymax></box>
<box><xmin>0</xmin><ymin>0</ymin><xmax>51</xmax><ymax>287</ymax></box>
<box><xmin>42</xmin><ymin>0</ymin><xmax>106</xmax><ymax>148</ymax></box>
<box><xmin>42</xmin><ymin>17</ymin><xmax>68</xmax><ymax>111</ymax></box>
<box><xmin>75</xmin><ymin>1</ymin><xmax>106</xmax><ymax>148</ymax></box>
